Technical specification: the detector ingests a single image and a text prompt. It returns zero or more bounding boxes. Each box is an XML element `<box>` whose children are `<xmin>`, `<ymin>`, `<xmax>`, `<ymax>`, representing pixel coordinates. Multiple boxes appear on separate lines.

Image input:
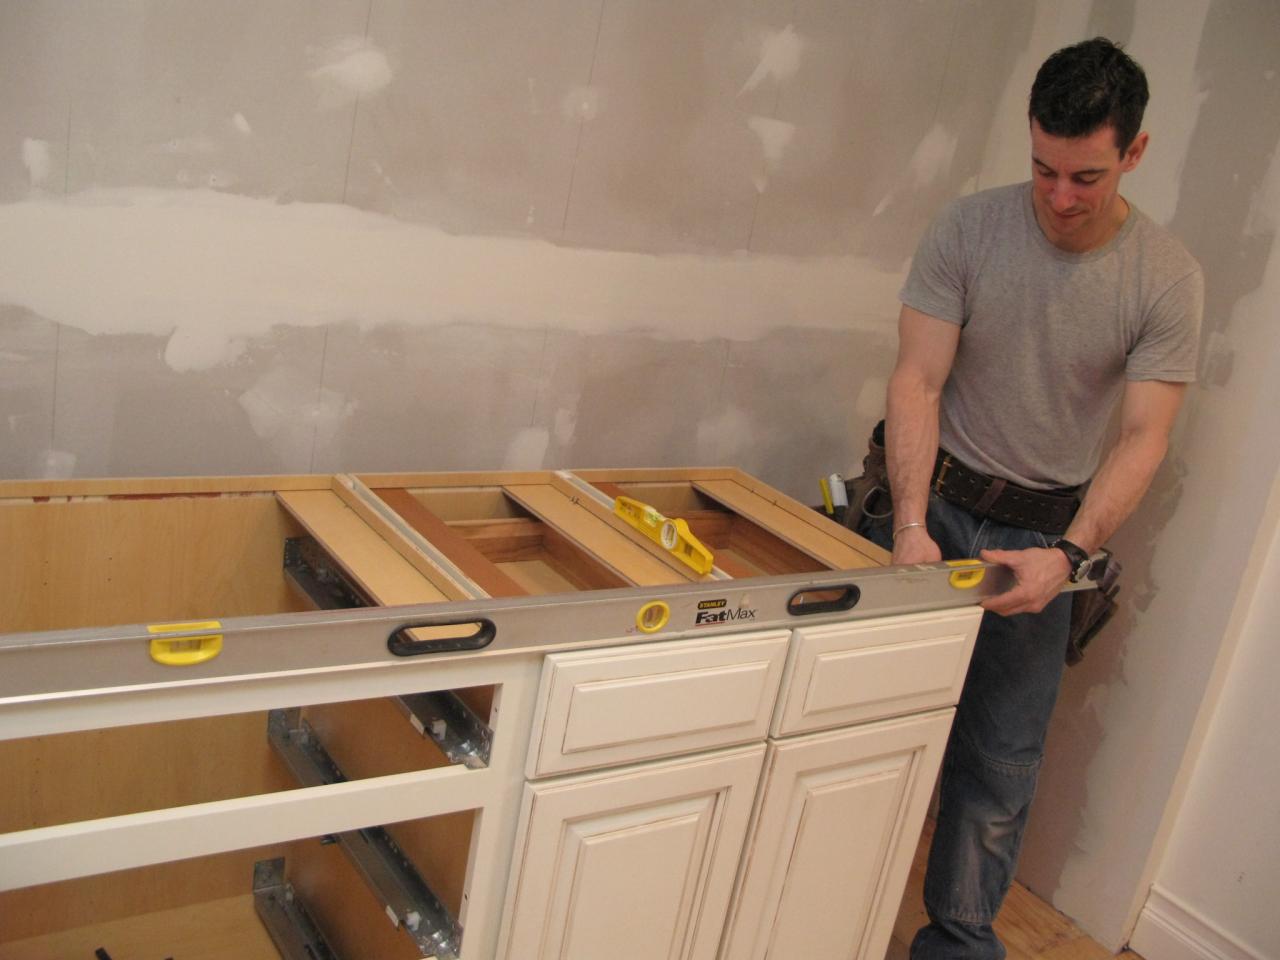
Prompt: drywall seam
<box><xmin>0</xmin><ymin>189</ymin><xmax>901</xmax><ymax>372</ymax></box>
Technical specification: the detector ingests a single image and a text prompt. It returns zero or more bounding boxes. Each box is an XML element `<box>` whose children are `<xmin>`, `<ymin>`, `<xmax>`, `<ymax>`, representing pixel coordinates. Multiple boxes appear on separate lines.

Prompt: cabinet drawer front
<box><xmin>501</xmin><ymin>744</ymin><xmax>766</xmax><ymax>960</ymax></box>
<box><xmin>529</xmin><ymin>631</ymin><xmax>789</xmax><ymax>778</ymax></box>
<box><xmin>773</xmin><ymin>608</ymin><xmax>981</xmax><ymax>737</ymax></box>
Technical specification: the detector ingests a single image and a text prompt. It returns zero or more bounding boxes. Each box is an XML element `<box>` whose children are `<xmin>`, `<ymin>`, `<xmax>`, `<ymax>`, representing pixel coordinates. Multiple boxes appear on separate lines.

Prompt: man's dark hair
<box><xmin>1029</xmin><ymin>37</ymin><xmax>1149</xmax><ymax>152</ymax></box>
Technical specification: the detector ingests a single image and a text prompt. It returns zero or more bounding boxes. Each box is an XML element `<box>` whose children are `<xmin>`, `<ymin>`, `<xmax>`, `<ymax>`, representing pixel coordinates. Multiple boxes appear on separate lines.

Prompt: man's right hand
<box><xmin>891</xmin><ymin>524</ymin><xmax>942</xmax><ymax>565</ymax></box>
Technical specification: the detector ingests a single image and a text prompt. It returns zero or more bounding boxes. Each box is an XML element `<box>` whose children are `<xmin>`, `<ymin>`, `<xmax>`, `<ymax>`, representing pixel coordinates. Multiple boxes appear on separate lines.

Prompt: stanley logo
<box><xmin>697</xmin><ymin>599</ymin><xmax>727</xmax><ymax>610</ymax></box>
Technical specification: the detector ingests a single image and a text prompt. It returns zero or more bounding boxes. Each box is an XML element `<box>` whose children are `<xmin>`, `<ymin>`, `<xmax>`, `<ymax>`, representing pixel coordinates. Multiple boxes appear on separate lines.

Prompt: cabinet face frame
<box><xmin>0</xmin><ymin>651</ymin><xmax>544</xmax><ymax>960</ymax></box>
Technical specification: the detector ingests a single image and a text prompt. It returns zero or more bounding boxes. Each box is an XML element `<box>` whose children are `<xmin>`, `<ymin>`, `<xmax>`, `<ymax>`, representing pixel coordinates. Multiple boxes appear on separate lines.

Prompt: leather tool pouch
<box><xmin>1067</xmin><ymin>551</ymin><xmax>1121</xmax><ymax>666</ymax></box>
<box><xmin>842</xmin><ymin>421</ymin><xmax>891</xmax><ymax>532</ymax></box>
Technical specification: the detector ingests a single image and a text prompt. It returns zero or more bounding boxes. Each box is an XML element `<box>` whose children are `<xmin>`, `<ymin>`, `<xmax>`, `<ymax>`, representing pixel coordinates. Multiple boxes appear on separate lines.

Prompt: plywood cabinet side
<box><xmin>693</xmin><ymin>479</ymin><xmax>887</xmax><ymax>569</ymax></box>
<box><xmin>722</xmin><ymin>468</ymin><xmax>894</xmax><ymax>566</ymax></box>
<box><xmin>353</xmin><ymin>470</ymin><xmax>556</xmax><ymax>489</ymax></box>
<box><xmin>573</xmin><ymin>467</ymin><xmax>740</xmax><ymax>484</ymax></box>
<box><xmin>275</xmin><ymin>489</ymin><xmax>452</xmax><ymax>606</ymax></box>
<box><xmin>0</xmin><ymin>892</ymin><xmax>282</xmax><ymax>960</ymax></box>
<box><xmin>0</xmin><ymin>494</ymin><xmax>314</xmax><ymax>634</ymax></box>
<box><xmin>0</xmin><ymin>474</ymin><xmax>331</xmax><ymax>500</ymax></box>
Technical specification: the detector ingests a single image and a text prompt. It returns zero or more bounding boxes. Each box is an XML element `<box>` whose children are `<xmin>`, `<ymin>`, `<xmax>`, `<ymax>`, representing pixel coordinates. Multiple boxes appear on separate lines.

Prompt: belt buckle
<box><xmin>933</xmin><ymin>454</ymin><xmax>953</xmax><ymax>493</ymax></box>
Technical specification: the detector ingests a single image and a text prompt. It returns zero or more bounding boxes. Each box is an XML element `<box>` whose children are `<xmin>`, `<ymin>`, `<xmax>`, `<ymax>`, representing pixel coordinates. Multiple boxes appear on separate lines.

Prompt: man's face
<box><xmin>1029</xmin><ymin>119</ymin><xmax>1147</xmax><ymax>252</ymax></box>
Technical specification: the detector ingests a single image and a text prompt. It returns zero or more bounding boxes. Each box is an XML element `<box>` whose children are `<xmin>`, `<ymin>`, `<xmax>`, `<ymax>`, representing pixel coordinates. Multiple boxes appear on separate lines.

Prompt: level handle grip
<box><xmin>786</xmin><ymin>585</ymin><xmax>861</xmax><ymax>616</ymax></box>
<box><xmin>388</xmin><ymin>618</ymin><xmax>497</xmax><ymax>656</ymax></box>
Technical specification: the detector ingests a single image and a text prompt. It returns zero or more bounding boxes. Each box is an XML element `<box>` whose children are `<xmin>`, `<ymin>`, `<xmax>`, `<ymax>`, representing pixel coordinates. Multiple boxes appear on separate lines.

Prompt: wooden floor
<box><xmin>889</xmin><ymin>820</ymin><xmax>1140</xmax><ymax>960</ymax></box>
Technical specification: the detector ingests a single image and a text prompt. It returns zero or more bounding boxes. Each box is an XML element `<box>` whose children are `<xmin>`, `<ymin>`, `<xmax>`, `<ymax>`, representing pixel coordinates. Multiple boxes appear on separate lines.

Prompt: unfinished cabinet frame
<box><xmin>0</xmin><ymin>469</ymin><xmax>1020</xmax><ymax>959</ymax></box>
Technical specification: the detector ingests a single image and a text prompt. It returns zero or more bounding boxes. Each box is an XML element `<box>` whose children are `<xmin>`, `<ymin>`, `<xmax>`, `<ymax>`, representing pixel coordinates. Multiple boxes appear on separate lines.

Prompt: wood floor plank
<box><xmin>895</xmin><ymin>820</ymin><xmax>1121</xmax><ymax>960</ymax></box>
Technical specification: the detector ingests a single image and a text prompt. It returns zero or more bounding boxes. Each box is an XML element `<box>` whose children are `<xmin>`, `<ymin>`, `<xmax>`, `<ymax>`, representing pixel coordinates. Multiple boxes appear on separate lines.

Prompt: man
<box><xmin>857</xmin><ymin>37</ymin><xmax>1202</xmax><ymax>960</ymax></box>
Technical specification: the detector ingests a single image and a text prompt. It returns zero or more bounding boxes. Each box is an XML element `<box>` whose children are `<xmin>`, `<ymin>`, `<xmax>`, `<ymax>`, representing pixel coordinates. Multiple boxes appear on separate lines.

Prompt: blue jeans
<box><xmin>859</xmin><ymin>493</ymin><xmax>1071</xmax><ymax>960</ymax></box>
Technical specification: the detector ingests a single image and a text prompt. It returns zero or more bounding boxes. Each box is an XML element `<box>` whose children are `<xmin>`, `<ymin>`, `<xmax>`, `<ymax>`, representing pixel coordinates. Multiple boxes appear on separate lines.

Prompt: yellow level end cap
<box><xmin>946</xmin><ymin>559</ymin><xmax>986</xmax><ymax>590</ymax></box>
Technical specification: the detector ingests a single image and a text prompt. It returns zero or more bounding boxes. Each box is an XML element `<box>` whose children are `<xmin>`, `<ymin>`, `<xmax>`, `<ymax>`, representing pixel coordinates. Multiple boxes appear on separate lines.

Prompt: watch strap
<box><xmin>1052</xmin><ymin>538</ymin><xmax>1091</xmax><ymax>582</ymax></box>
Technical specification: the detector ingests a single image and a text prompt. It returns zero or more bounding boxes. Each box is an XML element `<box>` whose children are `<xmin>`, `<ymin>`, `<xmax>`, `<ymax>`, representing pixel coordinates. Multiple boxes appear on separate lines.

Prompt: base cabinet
<box><xmin>0</xmin><ymin>470</ymin><xmax>982</xmax><ymax>960</ymax></box>
<box><xmin>498</xmin><ymin>744</ymin><xmax>767</xmax><ymax>960</ymax></box>
<box><xmin>718</xmin><ymin>710</ymin><xmax>953</xmax><ymax>960</ymax></box>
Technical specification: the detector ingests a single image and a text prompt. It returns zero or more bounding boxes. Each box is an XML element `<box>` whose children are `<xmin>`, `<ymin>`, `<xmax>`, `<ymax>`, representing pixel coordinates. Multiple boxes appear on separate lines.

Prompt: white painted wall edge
<box><xmin>1130</xmin><ymin>885</ymin><xmax>1268</xmax><ymax>960</ymax></box>
<box><xmin>1118</xmin><ymin>470</ymin><xmax>1280</xmax><ymax>942</ymax></box>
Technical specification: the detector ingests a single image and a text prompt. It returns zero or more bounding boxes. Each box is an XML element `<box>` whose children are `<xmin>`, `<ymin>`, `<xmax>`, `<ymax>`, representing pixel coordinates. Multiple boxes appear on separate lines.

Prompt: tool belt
<box><xmin>931</xmin><ymin>451</ymin><xmax>1081</xmax><ymax>535</ymax></box>
<box><xmin>843</xmin><ymin>421</ymin><xmax>1111</xmax><ymax>665</ymax></box>
<box><xmin>843</xmin><ymin>421</ymin><xmax>1081</xmax><ymax>535</ymax></box>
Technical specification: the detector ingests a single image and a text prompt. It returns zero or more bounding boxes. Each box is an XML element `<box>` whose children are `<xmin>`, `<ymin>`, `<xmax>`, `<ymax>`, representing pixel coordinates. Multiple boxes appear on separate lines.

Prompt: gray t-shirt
<box><xmin>900</xmin><ymin>181</ymin><xmax>1203</xmax><ymax>489</ymax></box>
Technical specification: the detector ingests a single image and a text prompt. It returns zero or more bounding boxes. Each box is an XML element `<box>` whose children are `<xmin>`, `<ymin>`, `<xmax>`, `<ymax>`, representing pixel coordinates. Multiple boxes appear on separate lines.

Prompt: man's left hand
<box><xmin>978</xmin><ymin>547</ymin><xmax>1071</xmax><ymax>616</ymax></box>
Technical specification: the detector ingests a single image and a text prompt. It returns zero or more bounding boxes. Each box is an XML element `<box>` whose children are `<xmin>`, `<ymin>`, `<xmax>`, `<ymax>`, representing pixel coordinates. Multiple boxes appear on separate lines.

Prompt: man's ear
<box><xmin>1121</xmin><ymin>131</ymin><xmax>1149</xmax><ymax>172</ymax></box>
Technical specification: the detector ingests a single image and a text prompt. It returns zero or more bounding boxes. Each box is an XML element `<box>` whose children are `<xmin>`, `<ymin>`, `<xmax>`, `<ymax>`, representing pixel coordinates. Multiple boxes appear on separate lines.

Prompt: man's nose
<box><xmin>1050</xmin><ymin>181</ymin><xmax>1075</xmax><ymax>211</ymax></box>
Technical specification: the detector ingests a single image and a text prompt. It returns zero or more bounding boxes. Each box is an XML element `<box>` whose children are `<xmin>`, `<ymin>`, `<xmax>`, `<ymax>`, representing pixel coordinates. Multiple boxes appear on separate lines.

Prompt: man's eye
<box><xmin>1076</xmin><ymin>176</ymin><xmax>1100</xmax><ymax>185</ymax></box>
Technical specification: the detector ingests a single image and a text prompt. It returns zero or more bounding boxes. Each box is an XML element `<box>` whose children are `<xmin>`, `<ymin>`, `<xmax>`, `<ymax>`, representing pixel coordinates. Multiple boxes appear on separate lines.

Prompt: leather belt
<box><xmin>932</xmin><ymin>451</ymin><xmax>1080</xmax><ymax>534</ymax></box>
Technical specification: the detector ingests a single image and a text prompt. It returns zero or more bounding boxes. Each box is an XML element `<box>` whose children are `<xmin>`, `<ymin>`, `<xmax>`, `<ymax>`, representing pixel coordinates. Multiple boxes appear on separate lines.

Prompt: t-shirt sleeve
<box><xmin>898</xmin><ymin>202</ymin><xmax>968</xmax><ymax>325</ymax></box>
<box><xmin>1126</xmin><ymin>267</ymin><xmax>1204</xmax><ymax>382</ymax></box>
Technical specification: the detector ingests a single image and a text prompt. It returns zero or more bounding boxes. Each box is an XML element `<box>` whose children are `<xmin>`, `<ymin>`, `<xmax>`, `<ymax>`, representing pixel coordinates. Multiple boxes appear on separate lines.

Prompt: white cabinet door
<box><xmin>499</xmin><ymin>744</ymin><xmax>766</xmax><ymax>960</ymax></box>
<box><xmin>718</xmin><ymin>710</ymin><xmax>953</xmax><ymax>960</ymax></box>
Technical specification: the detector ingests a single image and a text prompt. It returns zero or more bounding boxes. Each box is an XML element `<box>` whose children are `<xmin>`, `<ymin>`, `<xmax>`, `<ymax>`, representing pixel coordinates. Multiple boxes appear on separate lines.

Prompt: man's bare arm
<box><xmin>981</xmin><ymin>379</ymin><xmax>1187</xmax><ymax>615</ymax></box>
<box><xmin>885</xmin><ymin>305</ymin><xmax>961</xmax><ymax>564</ymax></box>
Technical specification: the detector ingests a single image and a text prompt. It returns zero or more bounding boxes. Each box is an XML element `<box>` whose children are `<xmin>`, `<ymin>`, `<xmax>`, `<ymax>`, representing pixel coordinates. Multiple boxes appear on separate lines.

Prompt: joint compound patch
<box><xmin>748</xmin><ymin>116</ymin><xmax>796</xmax><ymax>169</ymax></box>
<box><xmin>22</xmin><ymin>139</ymin><xmax>51</xmax><ymax>186</ymax></box>
<box><xmin>310</xmin><ymin>37</ymin><xmax>393</xmax><ymax>108</ymax></box>
<box><xmin>561</xmin><ymin>85</ymin><xmax>602</xmax><ymax>123</ymax></box>
<box><xmin>740</xmin><ymin>24</ymin><xmax>803</xmax><ymax>95</ymax></box>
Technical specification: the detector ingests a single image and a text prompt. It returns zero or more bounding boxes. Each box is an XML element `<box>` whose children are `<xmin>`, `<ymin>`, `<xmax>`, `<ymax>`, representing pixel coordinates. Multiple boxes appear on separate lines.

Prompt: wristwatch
<box><xmin>1052</xmin><ymin>538</ymin><xmax>1093</xmax><ymax>583</ymax></box>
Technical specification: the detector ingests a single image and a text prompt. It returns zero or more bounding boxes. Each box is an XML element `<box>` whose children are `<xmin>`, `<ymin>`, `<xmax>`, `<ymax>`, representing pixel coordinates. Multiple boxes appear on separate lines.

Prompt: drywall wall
<box><xmin>1129</xmin><ymin>472</ymin><xmax>1280</xmax><ymax>960</ymax></box>
<box><xmin>0</xmin><ymin>0</ymin><xmax>1038</xmax><ymax>497</ymax></box>
<box><xmin>1</xmin><ymin>0</ymin><xmax>1276</xmax><ymax>950</ymax></box>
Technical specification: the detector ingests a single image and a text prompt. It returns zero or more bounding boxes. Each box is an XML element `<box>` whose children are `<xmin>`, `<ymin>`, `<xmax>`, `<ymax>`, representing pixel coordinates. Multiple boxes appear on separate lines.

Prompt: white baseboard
<box><xmin>1129</xmin><ymin>885</ymin><xmax>1265</xmax><ymax>960</ymax></box>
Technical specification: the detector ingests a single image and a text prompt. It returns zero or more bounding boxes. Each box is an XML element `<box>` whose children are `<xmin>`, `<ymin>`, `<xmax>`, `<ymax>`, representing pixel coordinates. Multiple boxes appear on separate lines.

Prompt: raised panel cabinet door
<box><xmin>498</xmin><ymin>744</ymin><xmax>767</xmax><ymax>960</ymax></box>
<box><xmin>718</xmin><ymin>710</ymin><xmax>954</xmax><ymax>960</ymax></box>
